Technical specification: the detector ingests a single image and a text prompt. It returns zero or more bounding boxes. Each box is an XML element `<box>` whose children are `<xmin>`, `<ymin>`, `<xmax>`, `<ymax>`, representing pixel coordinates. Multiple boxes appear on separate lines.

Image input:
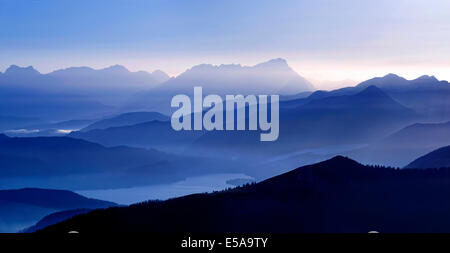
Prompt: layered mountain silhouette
<box><xmin>0</xmin><ymin>134</ymin><xmax>165</xmax><ymax>178</ymax></box>
<box><xmin>357</xmin><ymin>74</ymin><xmax>450</xmax><ymax>122</ymax></box>
<box><xmin>349</xmin><ymin>121</ymin><xmax>450</xmax><ymax>167</ymax></box>
<box><xmin>4</xmin><ymin>119</ymin><xmax>95</xmax><ymax>137</ymax></box>
<box><xmin>191</xmin><ymin>85</ymin><xmax>417</xmax><ymax>158</ymax></box>
<box><xmin>125</xmin><ymin>58</ymin><xmax>314</xmax><ymax>113</ymax></box>
<box><xmin>0</xmin><ymin>65</ymin><xmax>169</xmax><ymax>120</ymax></box>
<box><xmin>49</xmin><ymin>65</ymin><xmax>169</xmax><ymax>90</ymax></box>
<box><xmin>160</xmin><ymin>58</ymin><xmax>314</xmax><ymax>94</ymax></box>
<box><xmin>81</xmin><ymin>111</ymin><xmax>169</xmax><ymax>132</ymax></box>
<box><xmin>405</xmin><ymin>145</ymin><xmax>450</xmax><ymax>169</ymax></box>
<box><xmin>1</xmin><ymin>64</ymin><xmax>168</xmax><ymax>93</ymax></box>
<box><xmin>285</xmin><ymin>73</ymin><xmax>450</xmax><ymax>122</ymax></box>
<box><xmin>0</xmin><ymin>134</ymin><xmax>232</xmax><ymax>189</ymax></box>
<box><xmin>72</xmin><ymin>85</ymin><xmax>416</xmax><ymax>161</ymax></box>
<box><xmin>0</xmin><ymin>188</ymin><xmax>116</xmax><ymax>233</ymax></box>
<box><xmin>69</xmin><ymin>120</ymin><xmax>203</xmax><ymax>152</ymax></box>
<box><xmin>40</xmin><ymin>156</ymin><xmax>450</xmax><ymax>233</ymax></box>
<box><xmin>0</xmin><ymin>134</ymin><xmax>242</xmax><ymax>189</ymax></box>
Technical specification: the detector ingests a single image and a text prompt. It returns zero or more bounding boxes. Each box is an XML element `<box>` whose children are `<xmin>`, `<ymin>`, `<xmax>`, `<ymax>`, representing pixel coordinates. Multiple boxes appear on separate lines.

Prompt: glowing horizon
<box><xmin>1</xmin><ymin>0</ymin><xmax>449</xmax><ymax>90</ymax></box>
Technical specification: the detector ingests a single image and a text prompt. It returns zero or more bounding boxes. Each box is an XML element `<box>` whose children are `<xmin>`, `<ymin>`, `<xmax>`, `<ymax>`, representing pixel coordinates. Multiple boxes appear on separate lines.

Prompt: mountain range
<box><xmin>284</xmin><ymin>73</ymin><xmax>450</xmax><ymax>122</ymax></box>
<box><xmin>66</xmin><ymin>85</ymin><xmax>422</xmax><ymax>179</ymax></box>
<box><xmin>71</xmin><ymin>85</ymin><xmax>417</xmax><ymax>155</ymax></box>
<box><xmin>0</xmin><ymin>65</ymin><xmax>169</xmax><ymax>120</ymax></box>
<box><xmin>188</xmin><ymin>85</ymin><xmax>417</xmax><ymax>160</ymax></box>
<box><xmin>124</xmin><ymin>58</ymin><xmax>314</xmax><ymax>113</ymax></box>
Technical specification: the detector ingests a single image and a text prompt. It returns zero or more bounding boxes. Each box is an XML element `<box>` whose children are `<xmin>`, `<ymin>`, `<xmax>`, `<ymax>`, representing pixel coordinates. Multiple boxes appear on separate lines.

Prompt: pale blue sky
<box><xmin>1</xmin><ymin>0</ymin><xmax>449</xmax><ymax>86</ymax></box>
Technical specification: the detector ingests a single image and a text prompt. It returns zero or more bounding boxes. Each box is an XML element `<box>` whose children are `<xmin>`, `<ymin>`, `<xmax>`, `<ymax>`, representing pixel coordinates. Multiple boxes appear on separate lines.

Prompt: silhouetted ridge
<box><xmin>41</xmin><ymin>156</ymin><xmax>450</xmax><ymax>233</ymax></box>
<box><xmin>261</xmin><ymin>156</ymin><xmax>376</xmax><ymax>188</ymax></box>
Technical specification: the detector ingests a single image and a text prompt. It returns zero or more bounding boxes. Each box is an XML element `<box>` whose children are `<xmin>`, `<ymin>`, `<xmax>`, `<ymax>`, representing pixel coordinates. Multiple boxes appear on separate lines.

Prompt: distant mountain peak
<box><xmin>151</xmin><ymin>69</ymin><xmax>168</xmax><ymax>75</ymax></box>
<box><xmin>101</xmin><ymin>64</ymin><xmax>129</xmax><ymax>73</ymax></box>
<box><xmin>356</xmin><ymin>73</ymin><xmax>409</xmax><ymax>89</ymax></box>
<box><xmin>254</xmin><ymin>58</ymin><xmax>289</xmax><ymax>68</ymax></box>
<box><xmin>383</xmin><ymin>73</ymin><xmax>402</xmax><ymax>79</ymax></box>
<box><xmin>413</xmin><ymin>75</ymin><xmax>439</xmax><ymax>83</ymax></box>
<box><xmin>378</xmin><ymin>73</ymin><xmax>409</xmax><ymax>83</ymax></box>
<box><xmin>5</xmin><ymin>65</ymin><xmax>40</xmax><ymax>75</ymax></box>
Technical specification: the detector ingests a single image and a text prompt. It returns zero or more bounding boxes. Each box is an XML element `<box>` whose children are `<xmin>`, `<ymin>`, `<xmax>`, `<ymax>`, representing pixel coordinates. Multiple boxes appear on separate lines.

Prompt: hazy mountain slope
<box><xmin>81</xmin><ymin>112</ymin><xmax>169</xmax><ymax>132</ymax></box>
<box><xmin>41</xmin><ymin>156</ymin><xmax>450</xmax><ymax>233</ymax></box>
<box><xmin>358</xmin><ymin>74</ymin><xmax>450</xmax><ymax>121</ymax></box>
<box><xmin>0</xmin><ymin>188</ymin><xmax>116</xmax><ymax>209</ymax></box>
<box><xmin>0</xmin><ymin>134</ymin><xmax>167</xmax><ymax>177</ymax></box>
<box><xmin>0</xmin><ymin>134</ymin><xmax>177</xmax><ymax>189</ymax></box>
<box><xmin>281</xmin><ymin>86</ymin><xmax>416</xmax><ymax>144</ymax></box>
<box><xmin>0</xmin><ymin>134</ymin><xmax>242</xmax><ymax>189</ymax></box>
<box><xmin>405</xmin><ymin>145</ymin><xmax>450</xmax><ymax>169</ymax></box>
<box><xmin>4</xmin><ymin>119</ymin><xmax>96</xmax><ymax>137</ymax></box>
<box><xmin>161</xmin><ymin>58</ymin><xmax>314</xmax><ymax>95</ymax></box>
<box><xmin>22</xmin><ymin>209</ymin><xmax>92</xmax><ymax>233</ymax></box>
<box><xmin>0</xmin><ymin>188</ymin><xmax>116</xmax><ymax>233</ymax></box>
<box><xmin>191</xmin><ymin>86</ymin><xmax>417</xmax><ymax>159</ymax></box>
<box><xmin>48</xmin><ymin>65</ymin><xmax>169</xmax><ymax>90</ymax></box>
<box><xmin>348</xmin><ymin>121</ymin><xmax>450</xmax><ymax>167</ymax></box>
<box><xmin>0</xmin><ymin>115</ymin><xmax>43</xmax><ymax>132</ymax></box>
<box><xmin>70</xmin><ymin>120</ymin><xmax>203</xmax><ymax>152</ymax></box>
<box><xmin>281</xmin><ymin>73</ymin><xmax>450</xmax><ymax>122</ymax></box>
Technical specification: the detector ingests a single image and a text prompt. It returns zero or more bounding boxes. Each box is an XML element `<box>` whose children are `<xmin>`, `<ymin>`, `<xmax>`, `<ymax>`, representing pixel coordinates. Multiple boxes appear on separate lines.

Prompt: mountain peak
<box><xmin>379</xmin><ymin>73</ymin><xmax>409</xmax><ymax>83</ymax></box>
<box><xmin>101</xmin><ymin>65</ymin><xmax>129</xmax><ymax>73</ymax></box>
<box><xmin>5</xmin><ymin>65</ymin><xmax>40</xmax><ymax>75</ymax></box>
<box><xmin>150</xmin><ymin>70</ymin><xmax>170</xmax><ymax>82</ymax></box>
<box><xmin>383</xmin><ymin>73</ymin><xmax>402</xmax><ymax>79</ymax></box>
<box><xmin>412</xmin><ymin>75</ymin><xmax>439</xmax><ymax>83</ymax></box>
<box><xmin>356</xmin><ymin>85</ymin><xmax>389</xmax><ymax>98</ymax></box>
<box><xmin>254</xmin><ymin>58</ymin><xmax>289</xmax><ymax>68</ymax></box>
<box><xmin>356</xmin><ymin>73</ymin><xmax>409</xmax><ymax>89</ymax></box>
<box><xmin>320</xmin><ymin>155</ymin><xmax>362</xmax><ymax>166</ymax></box>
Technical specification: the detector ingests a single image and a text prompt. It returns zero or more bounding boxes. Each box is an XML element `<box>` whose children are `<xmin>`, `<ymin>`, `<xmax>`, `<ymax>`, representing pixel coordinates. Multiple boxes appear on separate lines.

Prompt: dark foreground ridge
<box><xmin>40</xmin><ymin>156</ymin><xmax>450</xmax><ymax>233</ymax></box>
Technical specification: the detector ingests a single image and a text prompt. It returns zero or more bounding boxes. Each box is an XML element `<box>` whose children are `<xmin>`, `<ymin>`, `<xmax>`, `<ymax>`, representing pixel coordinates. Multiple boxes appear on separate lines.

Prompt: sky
<box><xmin>1</xmin><ymin>0</ymin><xmax>449</xmax><ymax>89</ymax></box>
